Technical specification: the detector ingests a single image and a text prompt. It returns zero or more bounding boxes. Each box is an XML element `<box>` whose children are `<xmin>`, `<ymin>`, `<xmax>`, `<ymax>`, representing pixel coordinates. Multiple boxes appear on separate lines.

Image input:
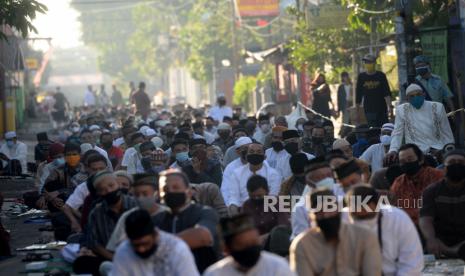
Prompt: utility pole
<box><xmin>395</xmin><ymin>0</ymin><xmax>414</xmax><ymax>103</ymax></box>
<box><xmin>230</xmin><ymin>0</ymin><xmax>240</xmax><ymax>82</ymax></box>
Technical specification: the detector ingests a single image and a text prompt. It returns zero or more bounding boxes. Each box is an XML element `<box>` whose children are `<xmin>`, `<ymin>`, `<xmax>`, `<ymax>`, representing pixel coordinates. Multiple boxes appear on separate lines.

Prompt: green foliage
<box><xmin>0</xmin><ymin>0</ymin><xmax>47</xmax><ymax>40</ymax></box>
<box><xmin>233</xmin><ymin>75</ymin><xmax>257</xmax><ymax>111</ymax></box>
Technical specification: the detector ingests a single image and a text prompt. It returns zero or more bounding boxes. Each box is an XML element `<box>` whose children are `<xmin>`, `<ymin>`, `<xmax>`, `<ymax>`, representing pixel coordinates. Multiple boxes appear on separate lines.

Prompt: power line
<box><xmin>72</xmin><ymin>0</ymin><xmax>155</xmax><ymax>4</ymax></box>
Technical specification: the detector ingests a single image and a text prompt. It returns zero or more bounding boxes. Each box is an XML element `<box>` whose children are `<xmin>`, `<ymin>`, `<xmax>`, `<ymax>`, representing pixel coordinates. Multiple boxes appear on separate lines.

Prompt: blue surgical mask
<box><xmin>415</xmin><ymin>66</ymin><xmax>430</xmax><ymax>77</ymax></box>
<box><xmin>380</xmin><ymin>135</ymin><xmax>391</xmax><ymax>146</ymax></box>
<box><xmin>175</xmin><ymin>151</ymin><xmax>189</xmax><ymax>163</ymax></box>
<box><xmin>53</xmin><ymin>157</ymin><xmax>65</xmax><ymax>167</ymax></box>
<box><xmin>6</xmin><ymin>140</ymin><xmax>14</xmax><ymax>148</ymax></box>
<box><xmin>409</xmin><ymin>95</ymin><xmax>425</xmax><ymax>109</ymax></box>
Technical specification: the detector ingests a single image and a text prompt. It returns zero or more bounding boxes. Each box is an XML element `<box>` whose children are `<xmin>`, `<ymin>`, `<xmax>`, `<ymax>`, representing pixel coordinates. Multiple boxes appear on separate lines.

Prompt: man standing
<box><xmin>386</xmin><ymin>83</ymin><xmax>453</xmax><ymax>160</ymax></box>
<box><xmin>132</xmin><ymin>82</ymin><xmax>151</xmax><ymax>121</ymax></box>
<box><xmin>414</xmin><ymin>55</ymin><xmax>454</xmax><ymax>111</ymax></box>
<box><xmin>208</xmin><ymin>95</ymin><xmax>233</xmax><ymax>123</ymax></box>
<box><xmin>290</xmin><ymin>188</ymin><xmax>382</xmax><ymax>275</ymax></box>
<box><xmin>204</xmin><ymin>214</ymin><xmax>293</xmax><ymax>276</ymax></box>
<box><xmin>111</xmin><ymin>210</ymin><xmax>199</xmax><ymax>275</ymax></box>
<box><xmin>355</xmin><ymin>54</ymin><xmax>392</xmax><ymax>127</ymax></box>
<box><xmin>420</xmin><ymin>150</ymin><xmax>465</xmax><ymax>258</ymax></box>
<box><xmin>84</xmin><ymin>85</ymin><xmax>96</xmax><ymax>107</ymax></box>
<box><xmin>337</xmin><ymin>71</ymin><xmax>353</xmax><ymax>127</ymax></box>
<box><xmin>111</xmin><ymin>84</ymin><xmax>123</xmax><ymax>107</ymax></box>
<box><xmin>0</xmin><ymin>131</ymin><xmax>27</xmax><ymax>175</ymax></box>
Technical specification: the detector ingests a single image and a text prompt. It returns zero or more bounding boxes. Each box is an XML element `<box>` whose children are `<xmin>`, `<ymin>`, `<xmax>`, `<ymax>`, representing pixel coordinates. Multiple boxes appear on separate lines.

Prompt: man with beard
<box><xmin>290</xmin><ymin>188</ymin><xmax>382</xmax><ymax>275</ymax></box>
<box><xmin>111</xmin><ymin>209</ymin><xmax>199</xmax><ymax>275</ymax></box>
<box><xmin>420</xmin><ymin>150</ymin><xmax>465</xmax><ymax>259</ymax></box>
<box><xmin>204</xmin><ymin>214</ymin><xmax>292</xmax><ymax>276</ymax></box>
<box><xmin>153</xmin><ymin>169</ymin><xmax>219</xmax><ymax>273</ymax></box>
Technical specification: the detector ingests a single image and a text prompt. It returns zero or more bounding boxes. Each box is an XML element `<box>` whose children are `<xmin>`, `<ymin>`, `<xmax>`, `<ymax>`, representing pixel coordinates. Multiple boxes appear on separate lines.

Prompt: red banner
<box><xmin>237</xmin><ymin>0</ymin><xmax>280</xmax><ymax>17</ymax></box>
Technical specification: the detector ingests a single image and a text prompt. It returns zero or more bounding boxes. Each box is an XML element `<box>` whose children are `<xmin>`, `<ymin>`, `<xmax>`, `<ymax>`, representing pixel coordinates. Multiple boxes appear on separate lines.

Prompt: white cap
<box><xmin>218</xmin><ymin>123</ymin><xmax>231</xmax><ymax>130</ymax></box>
<box><xmin>151</xmin><ymin>137</ymin><xmax>164</xmax><ymax>148</ymax></box>
<box><xmin>332</xmin><ymin>139</ymin><xmax>350</xmax><ymax>150</ymax></box>
<box><xmin>113</xmin><ymin>137</ymin><xmax>125</xmax><ymax>147</ymax></box>
<box><xmin>4</xmin><ymin>131</ymin><xmax>16</xmax><ymax>139</ymax></box>
<box><xmin>144</xmin><ymin>128</ymin><xmax>157</xmax><ymax>137</ymax></box>
<box><xmin>80</xmin><ymin>143</ymin><xmax>93</xmax><ymax>153</ymax></box>
<box><xmin>89</xmin><ymin>125</ymin><xmax>100</xmax><ymax>131</ymax></box>
<box><xmin>381</xmin><ymin>123</ymin><xmax>394</xmax><ymax>132</ymax></box>
<box><xmin>406</xmin><ymin>83</ymin><xmax>423</xmax><ymax>96</ymax></box>
<box><xmin>235</xmin><ymin>137</ymin><xmax>253</xmax><ymax>147</ymax></box>
<box><xmin>139</xmin><ymin>126</ymin><xmax>150</xmax><ymax>134</ymax></box>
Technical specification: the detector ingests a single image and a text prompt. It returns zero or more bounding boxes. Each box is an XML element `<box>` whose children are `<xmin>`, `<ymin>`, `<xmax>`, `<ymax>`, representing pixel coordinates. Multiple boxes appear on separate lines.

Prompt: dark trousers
<box><xmin>365</xmin><ymin>111</ymin><xmax>388</xmax><ymax>128</ymax></box>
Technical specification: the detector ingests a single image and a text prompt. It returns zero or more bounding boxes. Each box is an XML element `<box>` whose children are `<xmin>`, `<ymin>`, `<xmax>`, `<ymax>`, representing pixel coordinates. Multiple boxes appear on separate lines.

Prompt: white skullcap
<box><xmin>332</xmin><ymin>139</ymin><xmax>350</xmax><ymax>150</ymax></box>
<box><xmin>144</xmin><ymin>128</ymin><xmax>157</xmax><ymax>137</ymax></box>
<box><xmin>235</xmin><ymin>136</ymin><xmax>253</xmax><ymax>147</ymax></box>
<box><xmin>381</xmin><ymin>123</ymin><xmax>394</xmax><ymax>131</ymax></box>
<box><xmin>89</xmin><ymin>125</ymin><xmax>100</xmax><ymax>131</ymax></box>
<box><xmin>80</xmin><ymin>143</ymin><xmax>93</xmax><ymax>153</ymax></box>
<box><xmin>139</xmin><ymin>126</ymin><xmax>150</xmax><ymax>133</ymax></box>
<box><xmin>151</xmin><ymin>137</ymin><xmax>164</xmax><ymax>148</ymax></box>
<box><xmin>113</xmin><ymin>137</ymin><xmax>125</xmax><ymax>147</ymax></box>
<box><xmin>4</xmin><ymin>131</ymin><xmax>16</xmax><ymax>139</ymax></box>
<box><xmin>217</xmin><ymin>123</ymin><xmax>231</xmax><ymax>130</ymax></box>
<box><xmin>406</xmin><ymin>83</ymin><xmax>423</xmax><ymax>96</ymax></box>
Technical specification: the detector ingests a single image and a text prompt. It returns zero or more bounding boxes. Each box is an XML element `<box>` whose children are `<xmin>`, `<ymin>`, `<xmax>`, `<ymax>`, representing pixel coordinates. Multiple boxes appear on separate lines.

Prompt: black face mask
<box><xmin>247</xmin><ymin>154</ymin><xmax>264</xmax><ymax>165</ymax></box>
<box><xmin>271</xmin><ymin>141</ymin><xmax>284</xmax><ymax>152</ymax></box>
<box><xmin>446</xmin><ymin>163</ymin><xmax>465</xmax><ymax>182</ymax></box>
<box><xmin>240</xmin><ymin>150</ymin><xmax>248</xmax><ymax>160</ymax></box>
<box><xmin>120</xmin><ymin>188</ymin><xmax>129</xmax><ymax>195</ymax></box>
<box><xmin>312</xmin><ymin>137</ymin><xmax>324</xmax><ymax>144</ymax></box>
<box><xmin>250</xmin><ymin>197</ymin><xmax>264</xmax><ymax>205</ymax></box>
<box><xmin>103</xmin><ymin>189</ymin><xmax>122</xmax><ymax>206</ymax></box>
<box><xmin>284</xmin><ymin>142</ymin><xmax>299</xmax><ymax>155</ymax></box>
<box><xmin>400</xmin><ymin>161</ymin><xmax>421</xmax><ymax>176</ymax></box>
<box><xmin>164</xmin><ymin>192</ymin><xmax>187</xmax><ymax>210</ymax></box>
<box><xmin>230</xmin><ymin>245</ymin><xmax>261</xmax><ymax>268</ymax></box>
<box><xmin>135</xmin><ymin>243</ymin><xmax>158</xmax><ymax>259</ymax></box>
<box><xmin>316</xmin><ymin>214</ymin><xmax>341</xmax><ymax>240</ymax></box>
<box><xmin>101</xmin><ymin>142</ymin><xmax>113</xmax><ymax>149</ymax></box>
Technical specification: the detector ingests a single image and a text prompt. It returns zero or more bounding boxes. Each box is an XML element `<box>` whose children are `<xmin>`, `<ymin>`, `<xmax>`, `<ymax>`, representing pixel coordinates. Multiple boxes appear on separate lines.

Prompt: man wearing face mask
<box><xmin>253</xmin><ymin>114</ymin><xmax>271</xmax><ymax>145</ymax></box>
<box><xmin>360</xmin><ymin>123</ymin><xmax>394</xmax><ymax>173</ymax></box>
<box><xmin>111</xmin><ymin>210</ymin><xmax>199</xmax><ymax>275</ymax></box>
<box><xmin>420</xmin><ymin>150</ymin><xmax>465</xmax><ymax>259</ymax></box>
<box><xmin>343</xmin><ymin>185</ymin><xmax>423</xmax><ymax>275</ymax></box>
<box><xmin>228</xmin><ymin>143</ymin><xmax>282</xmax><ymax>209</ymax></box>
<box><xmin>153</xmin><ymin>169</ymin><xmax>219</xmax><ymax>272</ymax></box>
<box><xmin>38</xmin><ymin>143</ymin><xmax>65</xmax><ymax>193</ymax></box>
<box><xmin>84</xmin><ymin>171</ymin><xmax>137</xmax><ymax>269</ymax></box>
<box><xmin>306</xmin><ymin>125</ymin><xmax>330</xmax><ymax>157</ymax></box>
<box><xmin>121</xmin><ymin>132</ymin><xmax>145</xmax><ymax>170</ymax></box>
<box><xmin>222</xmin><ymin>127</ymin><xmax>249</xmax><ymax>166</ymax></box>
<box><xmin>390</xmin><ymin>144</ymin><xmax>444</xmax><ymax>226</ymax></box>
<box><xmin>355</xmin><ymin>54</ymin><xmax>392</xmax><ymax>127</ymax></box>
<box><xmin>291</xmin><ymin>158</ymin><xmax>338</xmax><ymax>240</ymax></box>
<box><xmin>80</xmin><ymin>129</ymin><xmax>113</xmax><ymax>171</ymax></box>
<box><xmin>290</xmin><ymin>188</ymin><xmax>382</xmax><ymax>275</ymax></box>
<box><xmin>208</xmin><ymin>95</ymin><xmax>233</xmax><ymax>123</ymax></box>
<box><xmin>280</xmin><ymin>153</ymin><xmax>308</xmax><ymax>197</ymax></box>
<box><xmin>169</xmin><ymin>139</ymin><xmax>191</xmax><ymax>169</ymax></box>
<box><xmin>204</xmin><ymin>214</ymin><xmax>293</xmax><ymax>276</ymax></box>
<box><xmin>212</xmin><ymin>123</ymin><xmax>233</xmax><ymax>153</ymax></box>
<box><xmin>385</xmin><ymin>84</ymin><xmax>453</xmax><ymax>164</ymax></box>
<box><xmin>221</xmin><ymin>137</ymin><xmax>253</xmax><ymax>207</ymax></box>
<box><xmin>141</xmin><ymin>147</ymin><xmax>167</xmax><ymax>175</ymax></box>
<box><xmin>106</xmin><ymin>174</ymin><xmax>166</xmax><ymax>252</ymax></box>
<box><xmin>265</xmin><ymin>126</ymin><xmax>287</xmax><ymax>170</ymax></box>
<box><xmin>413</xmin><ymin>55</ymin><xmax>454</xmax><ymax>111</ymax></box>
<box><xmin>181</xmin><ymin>138</ymin><xmax>222</xmax><ymax>185</ymax></box>
<box><xmin>279</xmin><ymin>130</ymin><xmax>315</xmax><ymax>179</ymax></box>
<box><xmin>0</xmin><ymin>131</ymin><xmax>27</xmax><ymax>175</ymax></box>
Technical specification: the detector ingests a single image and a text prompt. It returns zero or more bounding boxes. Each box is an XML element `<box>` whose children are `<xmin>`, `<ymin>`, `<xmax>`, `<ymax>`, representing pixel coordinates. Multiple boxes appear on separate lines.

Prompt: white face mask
<box><xmin>260</xmin><ymin>124</ymin><xmax>271</xmax><ymax>133</ymax></box>
<box><xmin>315</xmin><ymin>177</ymin><xmax>336</xmax><ymax>189</ymax></box>
<box><xmin>380</xmin><ymin>135</ymin><xmax>391</xmax><ymax>146</ymax></box>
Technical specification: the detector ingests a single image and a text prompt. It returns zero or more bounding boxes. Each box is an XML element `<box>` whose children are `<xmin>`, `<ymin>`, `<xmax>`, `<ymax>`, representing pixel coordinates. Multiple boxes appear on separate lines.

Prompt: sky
<box><xmin>32</xmin><ymin>0</ymin><xmax>82</xmax><ymax>51</ymax></box>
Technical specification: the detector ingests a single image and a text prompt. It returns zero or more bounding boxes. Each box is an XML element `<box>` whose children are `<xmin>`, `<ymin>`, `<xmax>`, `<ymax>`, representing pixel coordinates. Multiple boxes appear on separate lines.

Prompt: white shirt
<box><xmin>253</xmin><ymin>129</ymin><xmax>269</xmax><ymax>145</ymax></box>
<box><xmin>290</xmin><ymin>184</ymin><xmax>345</xmax><ymax>240</ymax></box>
<box><xmin>111</xmin><ymin>230</ymin><xmax>199</xmax><ymax>276</ymax></box>
<box><xmin>84</xmin><ymin>89</ymin><xmax>96</xmax><ymax>106</ymax></box>
<box><xmin>344</xmin><ymin>84</ymin><xmax>352</xmax><ymax>101</ymax></box>
<box><xmin>229</xmin><ymin>162</ymin><xmax>282</xmax><ymax>207</ymax></box>
<box><xmin>121</xmin><ymin>147</ymin><xmax>136</xmax><ymax>167</ymax></box>
<box><xmin>221</xmin><ymin>158</ymin><xmax>247</xmax><ymax>206</ymax></box>
<box><xmin>202</xmin><ymin>131</ymin><xmax>215</xmax><ymax>144</ymax></box>
<box><xmin>389</xmin><ymin>101</ymin><xmax>453</xmax><ymax>153</ymax></box>
<box><xmin>342</xmin><ymin>205</ymin><xmax>424</xmax><ymax>276</ymax></box>
<box><xmin>265</xmin><ymin>148</ymin><xmax>288</xmax><ymax>170</ymax></box>
<box><xmin>125</xmin><ymin>150</ymin><xmax>144</xmax><ymax>175</ymax></box>
<box><xmin>360</xmin><ymin>143</ymin><xmax>388</xmax><ymax>173</ymax></box>
<box><xmin>208</xmin><ymin>105</ymin><xmax>233</xmax><ymax>122</ymax></box>
<box><xmin>278</xmin><ymin>151</ymin><xmax>315</xmax><ymax>180</ymax></box>
<box><xmin>204</xmin><ymin>251</ymin><xmax>294</xmax><ymax>276</ymax></box>
<box><xmin>65</xmin><ymin>182</ymin><xmax>89</xmax><ymax>210</ymax></box>
<box><xmin>0</xmin><ymin>141</ymin><xmax>27</xmax><ymax>173</ymax></box>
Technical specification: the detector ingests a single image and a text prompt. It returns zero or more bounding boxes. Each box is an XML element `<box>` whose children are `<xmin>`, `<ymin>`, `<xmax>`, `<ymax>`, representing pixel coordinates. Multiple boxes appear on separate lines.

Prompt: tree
<box><xmin>233</xmin><ymin>75</ymin><xmax>256</xmax><ymax>111</ymax></box>
<box><xmin>0</xmin><ymin>0</ymin><xmax>47</xmax><ymax>40</ymax></box>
